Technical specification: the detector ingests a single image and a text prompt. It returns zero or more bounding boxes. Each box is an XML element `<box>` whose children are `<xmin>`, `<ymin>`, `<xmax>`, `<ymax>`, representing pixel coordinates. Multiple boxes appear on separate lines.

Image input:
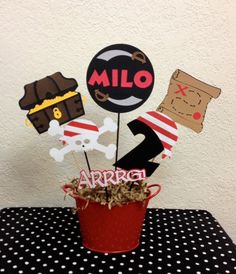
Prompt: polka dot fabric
<box><xmin>0</xmin><ymin>208</ymin><xmax>235</xmax><ymax>274</ymax></box>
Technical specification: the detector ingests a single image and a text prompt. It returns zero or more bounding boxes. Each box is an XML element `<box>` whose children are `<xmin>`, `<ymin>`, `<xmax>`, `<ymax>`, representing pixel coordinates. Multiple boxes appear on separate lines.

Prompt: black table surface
<box><xmin>0</xmin><ymin>208</ymin><xmax>235</xmax><ymax>274</ymax></box>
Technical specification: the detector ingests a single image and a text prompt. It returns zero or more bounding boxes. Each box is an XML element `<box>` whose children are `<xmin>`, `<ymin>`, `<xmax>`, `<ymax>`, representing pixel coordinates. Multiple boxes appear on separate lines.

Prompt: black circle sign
<box><xmin>86</xmin><ymin>44</ymin><xmax>155</xmax><ymax>113</ymax></box>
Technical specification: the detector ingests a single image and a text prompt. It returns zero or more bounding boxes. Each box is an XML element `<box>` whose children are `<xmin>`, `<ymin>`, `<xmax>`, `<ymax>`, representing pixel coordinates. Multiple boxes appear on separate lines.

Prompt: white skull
<box><xmin>72</xmin><ymin>133</ymin><xmax>99</xmax><ymax>152</ymax></box>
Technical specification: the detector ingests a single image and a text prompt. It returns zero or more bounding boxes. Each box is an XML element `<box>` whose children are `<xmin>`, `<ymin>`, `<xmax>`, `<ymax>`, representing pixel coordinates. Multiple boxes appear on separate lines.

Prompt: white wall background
<box><xmin>0</xmin><ymin>1</ymin><xmax>235</xmax><ymax>241</ymax></box>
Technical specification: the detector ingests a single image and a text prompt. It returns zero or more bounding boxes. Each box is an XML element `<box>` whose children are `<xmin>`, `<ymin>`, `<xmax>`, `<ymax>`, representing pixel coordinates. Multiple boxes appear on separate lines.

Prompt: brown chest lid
<box><xmin>19</xmin><ymin>72</ymin><xmax>78</xmax><ymax>110</ymax></box>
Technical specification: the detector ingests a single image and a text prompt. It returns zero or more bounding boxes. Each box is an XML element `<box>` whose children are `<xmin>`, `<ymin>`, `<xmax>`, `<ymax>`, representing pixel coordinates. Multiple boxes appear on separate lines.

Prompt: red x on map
<box><xmin>175</xmin><ymin>84</ymin><xmax>188</xmax><ymax>96</ymax></box>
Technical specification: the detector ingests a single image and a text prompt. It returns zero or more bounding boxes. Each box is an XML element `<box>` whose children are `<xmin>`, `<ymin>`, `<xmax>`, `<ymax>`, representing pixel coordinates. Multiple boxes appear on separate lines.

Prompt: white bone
<box><xmin>98</xmin><ymin>117</ymin><xmax>117</xmax><ymax>136</ymax></box>
<box><xmin>94</xmin><ymin>143</ymin><xmax>116</xmax><ymax>159</ymax></box>
<box><xmin>48</xmin><ymin>120</ymin><xmax>64</xmax><ymax>136</ymax></box>
<box><xmin>49</xmin><ymin>145</ymin><xmax>75</xmax><ymax>162</ymax></box>
<box><xmin>106</xmin><ymin>144</ymin><xmax>117</xmax><ymax>159</ymax></box>
<box><xmin>49</xmin><ymin>148</ymin><xmax>64</xmax><ymax>162</ymax></box>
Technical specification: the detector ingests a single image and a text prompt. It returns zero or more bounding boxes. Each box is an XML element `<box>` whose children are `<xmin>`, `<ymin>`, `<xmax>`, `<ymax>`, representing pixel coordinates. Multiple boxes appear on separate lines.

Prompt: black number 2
<box><xmin>113</xmin><ymin>119</ymin><xmax>164</xmax><ymax>177</ymax></box>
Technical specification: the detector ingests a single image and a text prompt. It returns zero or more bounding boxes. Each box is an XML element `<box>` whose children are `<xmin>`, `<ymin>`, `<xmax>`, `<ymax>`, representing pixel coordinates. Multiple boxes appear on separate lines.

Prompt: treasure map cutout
<box><xmin>48</xmin><ymin>117</ymin><xmax>117</xmax><ymax>162</ymax></box>
<box><xmin>19</xmin><ymin>72</ymin><xmax>85</xmax><ymax>134</ymax></box>
<box><xmin>86</xmin><ymin>44</ymin><xmax>155</xmax><ymax>113</ymax></box>
<box><xmin>157</xmin><ymin>69</ymin><xmax>221</xmax><ymax>133</ymax></box>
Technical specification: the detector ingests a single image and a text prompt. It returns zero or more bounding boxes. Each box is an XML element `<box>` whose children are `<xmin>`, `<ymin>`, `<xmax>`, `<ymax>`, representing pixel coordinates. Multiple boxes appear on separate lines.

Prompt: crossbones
<box><xmin>48</xmin><ymin>117</ymin><xmax>117</xmax><ymax>162</ymax></box>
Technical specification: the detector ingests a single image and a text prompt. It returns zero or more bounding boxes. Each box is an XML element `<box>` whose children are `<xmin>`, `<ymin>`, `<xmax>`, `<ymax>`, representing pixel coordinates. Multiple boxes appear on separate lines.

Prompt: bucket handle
<box><xmin>62</xmin><ymin>183</ymin><xmax>80</xmax><ymax>198</ymax></box>
<box><xmin>62</xmin><ymin>183</ymin><xmax>72</xmax><ymax>193</ymax></box>
<box><xmin>147</xmin><ymin>184</ymin><xmax>161</xmax><ymax>200</ymax></box>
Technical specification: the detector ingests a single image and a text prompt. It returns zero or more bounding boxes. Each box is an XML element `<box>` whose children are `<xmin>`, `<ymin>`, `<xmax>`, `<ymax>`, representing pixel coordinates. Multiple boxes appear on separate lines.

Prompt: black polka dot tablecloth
<box><xmin>0</xmin><ymin>208</ymin><xmax>236</xmax><ymax>274</ymax></box>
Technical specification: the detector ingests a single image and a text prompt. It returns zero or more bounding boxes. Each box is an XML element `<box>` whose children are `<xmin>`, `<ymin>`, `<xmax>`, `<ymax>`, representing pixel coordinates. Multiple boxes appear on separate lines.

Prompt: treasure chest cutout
<box><xmin>157</xmin><ymin>69</ymin><xmax>221</xmax><ymax>133</ymax></box>
<box><xmin>19</xmin><ymin>72</ymin><xmax>85</xmax><ymax>134</ymax></box>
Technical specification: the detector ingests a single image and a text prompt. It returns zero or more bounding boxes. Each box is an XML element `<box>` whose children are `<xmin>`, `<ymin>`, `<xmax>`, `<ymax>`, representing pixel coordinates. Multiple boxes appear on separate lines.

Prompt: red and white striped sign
<box><xmin>63</xmin><ymin>119</ymin><xmax>99</xmax><ymax>137</ymax></box>
<box><xmin>137</xmin><ymin>111</ymin><xmax>178</xmax><ymax>158</ymax></box>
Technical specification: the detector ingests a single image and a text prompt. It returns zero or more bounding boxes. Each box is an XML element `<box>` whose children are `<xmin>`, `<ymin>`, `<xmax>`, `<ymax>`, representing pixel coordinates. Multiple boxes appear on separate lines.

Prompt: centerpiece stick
<box><xmin>84</xmin><ymin>151</ymin><xmax>91</xmax><ymax>172</ymax></box>
<box><xmin>115</xmin><ymin>112</ymin><xmax>121</xmax><ymax>170</ymax></box>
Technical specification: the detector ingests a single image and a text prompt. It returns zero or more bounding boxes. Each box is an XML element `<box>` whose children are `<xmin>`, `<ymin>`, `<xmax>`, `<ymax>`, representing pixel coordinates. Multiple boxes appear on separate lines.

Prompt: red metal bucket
<box><xmin>63</xmin><ymin>184</ymin><xmax>161</xmax><ymax>253</ymax></box>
